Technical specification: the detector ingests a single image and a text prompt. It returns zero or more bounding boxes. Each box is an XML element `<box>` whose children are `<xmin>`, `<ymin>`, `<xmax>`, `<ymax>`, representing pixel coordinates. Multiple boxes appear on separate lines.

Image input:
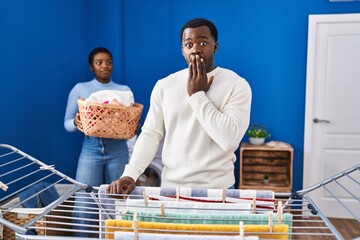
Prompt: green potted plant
<box><xmin>246</xmin><ymin>123</ymin><xmax>270</xmax><ymax>145</ymax></box>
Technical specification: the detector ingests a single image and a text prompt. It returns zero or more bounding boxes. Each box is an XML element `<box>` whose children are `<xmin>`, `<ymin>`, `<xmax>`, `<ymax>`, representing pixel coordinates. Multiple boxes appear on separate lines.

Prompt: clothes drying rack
<box><xmin>0</xmin><ymin>144</ymin><xmax>359</xmax><ymax>240</ymax></box>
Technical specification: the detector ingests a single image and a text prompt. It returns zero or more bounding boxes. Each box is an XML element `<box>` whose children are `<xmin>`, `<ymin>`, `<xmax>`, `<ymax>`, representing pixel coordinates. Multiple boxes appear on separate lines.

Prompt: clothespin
<box><xmin>119</xmin><ymin>209</ymin><xmax>128</xmax><ymax>219</ymax></box>
<box><xmin>239</xmin><ymin>221</ymin><xmax>244</xmax><ymax>240</ymax></box>
<box><xmin>176</xmin><ymin>186</ymin><xmax>180</xmax><ymax>202</ymax></box>
<box><xmin>268</xmin><ymin>213</ymin><xmax>273</xmax><ymax>233</ymax></box>
<box><xmin>277</xmin><ymin>201</ymin><xmax>283</xmax><ymax>224</ymax></box>
<box><xmin>132</xmin><ymin>210</ymin><xmax>138</xmax><ymax>240</ymax></box>
<box><xmin>252</xmin><ymin>197</ymin><xmax>256</xmax><ymax>213</ymax></box>
<box><xmin>222</xmin><ymin>187</ymin><xmax>226</xmax><ymax>203</ymax></box>
<box><xmin>143</xmin><ymin>191</ymin><xmax>148</xmax><ymax>206</ymax></box>
<box><xmin>160</xmin><ymin>202</ymin><xmax>165</xmax><ymax>217</ymax></box>
<box><xmin>0</xmin><ymin>181</ymin><xmax>9</xmax><ymax>191</ymax></box>
<box><xmin>40</xmin><ymin>165</ymin><xmax>55</xmax><ymax>170</ymax></box>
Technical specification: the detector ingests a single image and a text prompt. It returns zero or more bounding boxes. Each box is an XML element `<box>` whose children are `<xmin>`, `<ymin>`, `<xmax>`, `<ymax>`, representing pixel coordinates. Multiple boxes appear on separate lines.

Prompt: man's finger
<box><xmin>188</xmin><ymin>62</ymin><xmax>193</xmax><ymax>79</ymax></box>
<box><xmin>208</xmin><ymin>76</ymin><xmax>214</xmax><ymax>86</ymax></box>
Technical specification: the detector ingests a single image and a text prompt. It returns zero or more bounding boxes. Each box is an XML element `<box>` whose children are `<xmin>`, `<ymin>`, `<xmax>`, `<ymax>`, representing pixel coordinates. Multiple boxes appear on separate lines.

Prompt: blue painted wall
<box><xmin>0</xmin><ymin>0</ymin><xmax>359</xmax><ymax>191</ymax></box>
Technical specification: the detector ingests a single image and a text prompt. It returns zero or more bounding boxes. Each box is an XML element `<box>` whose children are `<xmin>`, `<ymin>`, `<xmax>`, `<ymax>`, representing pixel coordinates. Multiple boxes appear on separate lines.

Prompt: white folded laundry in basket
<box><xmin>86</xmin><ymin>90</ymin><xmax>134</xmax><ymax>106</ymax></box>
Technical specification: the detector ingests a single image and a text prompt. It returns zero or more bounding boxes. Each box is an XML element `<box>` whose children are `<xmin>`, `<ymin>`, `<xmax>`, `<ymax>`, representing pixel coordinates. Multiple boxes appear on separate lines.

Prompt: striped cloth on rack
<box><xmin>130</xmin><ymin>187</ymin><xmax>275</xmax><ymax>211</ymax></box>
<box><xmin>114</xmin><ymin>231</ymin><xmax>260</xmax><ymax>239</ymax></box>
<box><xmin>145</xmin><ymin>195</ymin><xmax>275</xmax><ymax>211</ymax></box>
<box><xmin>116</xmin><ymin>198</ymin><xmax>252</xmax><ymax>216</ymax></box>
<box><xmin>119</xmin><ymin>210</ymin><xmax>293</xmax><ymax>227</ymax></box>
<box><xmin>98</xmin><ymin>185</ymin><xmax>274</xmax><ymax>202</ymax></box>
<box><xmin>97</xmin><ymin>185</ymin><xmax>277</xmax><ymax>238</ymax></box>
<box><xmin>98</xmin><ymin>185</ymin><xmax>275</xmax><ymax>213</ymax></box>
<box><xmin>105</xmin><ymin>219</ymin><xmax>289</xmax><ymax>239</ymax></box>
<box><xmin>129</xmin><ymin>186</ymin><xmax>274</xmax><ymax>199</ymax></box>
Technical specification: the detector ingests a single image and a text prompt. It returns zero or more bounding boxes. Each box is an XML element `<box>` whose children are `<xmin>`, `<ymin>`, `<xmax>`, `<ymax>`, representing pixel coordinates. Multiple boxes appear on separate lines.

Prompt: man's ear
<box><xmin>214</xmin><ymin>42</ymin><xmax>218</xmax><ymax>53</ymax></box>
<box><xmin>89</xmin><ymin>64</ymin><xmax>94</xmax><ymax>72</ymax></box>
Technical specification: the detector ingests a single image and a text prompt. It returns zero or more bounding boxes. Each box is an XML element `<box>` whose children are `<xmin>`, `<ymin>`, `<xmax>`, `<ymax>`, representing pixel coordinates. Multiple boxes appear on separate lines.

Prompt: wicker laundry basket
<box><xmin>1</xmin><ymin>184</ymin><xmax>74</xmax><ymax>239</ymax></box>
<box><xmin>77</xmin><ymin>99</ymin><xmax>143</xmax><ymax>139</ymax></box>
<box><xmin>2</xmin><ymin>211</ymin><xmax>46</xmax><ymax>239</ymax></box>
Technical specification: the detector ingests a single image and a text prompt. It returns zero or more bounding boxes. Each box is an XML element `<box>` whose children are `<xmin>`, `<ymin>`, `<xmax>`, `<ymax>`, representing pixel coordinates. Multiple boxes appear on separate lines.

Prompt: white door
<box><xmin>303</xmin><ymin>13</ymin><xmax>360</xmax><ymax>219</ymax></box>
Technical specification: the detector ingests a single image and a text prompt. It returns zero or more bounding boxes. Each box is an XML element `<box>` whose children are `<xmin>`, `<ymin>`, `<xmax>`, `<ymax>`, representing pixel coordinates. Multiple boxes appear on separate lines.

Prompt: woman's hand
<box><xmin>107</xmin><ymin>176</ymin><xmax>136</xmax><ymax>198</ymax></box>
<box><xmin>74</xmin><ymin>112</ymin><xmax>83</xmax><ymax>131</ymax></box>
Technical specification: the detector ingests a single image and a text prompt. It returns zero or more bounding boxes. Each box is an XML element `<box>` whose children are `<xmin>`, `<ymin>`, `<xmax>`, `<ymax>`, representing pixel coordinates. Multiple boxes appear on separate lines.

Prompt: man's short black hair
<box><xmin>180</xmin><ymin>18</ymin><xmax>218</xmax><ymax>43</ymax></box>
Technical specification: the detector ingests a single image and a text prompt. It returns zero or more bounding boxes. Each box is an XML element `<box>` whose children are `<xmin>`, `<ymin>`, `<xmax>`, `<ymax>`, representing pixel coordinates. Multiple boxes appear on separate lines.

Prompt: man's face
<box><xmin>181</xmin><ymin>25</ymin><xmax>218</xmax><ymax>73</ymax></box>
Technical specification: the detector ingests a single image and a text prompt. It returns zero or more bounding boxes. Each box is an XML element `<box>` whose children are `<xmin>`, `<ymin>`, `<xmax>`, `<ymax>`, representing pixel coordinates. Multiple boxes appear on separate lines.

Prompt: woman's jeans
<box><xmin>72</xmin><ymin>136</ymin><xmax>129</xmax><ymax>237</ymax></box>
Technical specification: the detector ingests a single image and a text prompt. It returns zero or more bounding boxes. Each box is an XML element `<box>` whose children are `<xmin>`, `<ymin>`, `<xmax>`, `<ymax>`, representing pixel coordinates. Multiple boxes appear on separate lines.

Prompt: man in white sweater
<box><xmin>108</xmin><ymin>18</ymin><xmax>251</xmax><ymax>194</ymax></box>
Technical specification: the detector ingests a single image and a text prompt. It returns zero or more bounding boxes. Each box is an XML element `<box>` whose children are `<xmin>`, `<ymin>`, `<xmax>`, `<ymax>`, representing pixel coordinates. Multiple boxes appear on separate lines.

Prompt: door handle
<box><xmin>313</xmin><ymin>118</ymin><xmax>331</xmax><ymax>124</ymax></box>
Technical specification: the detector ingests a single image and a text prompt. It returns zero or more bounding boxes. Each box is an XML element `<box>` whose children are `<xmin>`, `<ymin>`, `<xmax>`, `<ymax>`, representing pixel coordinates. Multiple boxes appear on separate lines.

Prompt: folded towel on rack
<box><xmin>18</xmin><ymin>182</ymin><xmax>59</xmax><ymax>208</ymax></box>
<box><xmin>129</xmin><ymin>186</ymin><xmax>274</xmax><ymax>199</ymax></box>
<box><xmin>97</xmin><ymin>185</ymin><xmax>279</xmax><ymax>239</ymax></box>
<box><xmin>119</xmin><ymin>210</ymin><xmax>293</xmax><ymax>227</ymax></box>
<box><xmin>114</xmin><ymin>231</ymin><xmax>260</xmax><ymax>240</ymax></box>
<box><xmin>98</xmin><ymin>185</ymin><xmax>274</xmax><ymax>213</ymax></box>
<box><xmin>105</xmin><ymin>219</ymin><xmax>289</xmax><ymax>239</ymax></box>
<box><xmin>97</xmin><ymin>185</ymin><xmax>274</xmax><ymax>220</ymax></box>
<box><xmin>147</xmin><ymin>195</ymin><xmax>275</xmax><ymax>211</ymax></box>
<box><xmin>117</xmin><ymin>198</ymin><xmax>252</xmax><ymax>215</ymax></box>
<box><xmin>98</xmin><ymin>185</ymin><xmax>274</xmax><ymax>202</ymax></box>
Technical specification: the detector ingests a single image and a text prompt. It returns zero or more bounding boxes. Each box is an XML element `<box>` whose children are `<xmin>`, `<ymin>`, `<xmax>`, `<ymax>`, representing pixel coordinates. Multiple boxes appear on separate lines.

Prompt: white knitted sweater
<box><xmin>122</xmin><ymin>67</ymin><xmax>252</xmax><ymax>189</ymax></box>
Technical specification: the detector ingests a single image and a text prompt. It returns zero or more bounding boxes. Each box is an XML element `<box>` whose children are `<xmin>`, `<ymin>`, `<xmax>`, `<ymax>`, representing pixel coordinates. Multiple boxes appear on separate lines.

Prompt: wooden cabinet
<box><xmin>239</xmin><ymin>142</ymin><xmax>293</xmax><ymax>192</ymax></box>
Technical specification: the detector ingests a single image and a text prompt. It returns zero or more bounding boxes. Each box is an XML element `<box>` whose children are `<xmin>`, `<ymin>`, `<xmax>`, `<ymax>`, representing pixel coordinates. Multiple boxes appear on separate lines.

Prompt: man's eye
<box><xmin>185</xmin><ymin>43</ymin><xmax>193</xmax><ymax>48</ymax></box>
<box><xmin>95</xmin><ymin>62</ymin><xmax>102</xmax><ymax>66</ymax></box>
<box><xmin>200</xmin><ymin>42</ymin><xmax>207</xmax><ymax>46</ymax></box>
<box><xmin>106</xmin><ymin>61</ymin><xmax>112</xmax><ymax>65</ymax></box>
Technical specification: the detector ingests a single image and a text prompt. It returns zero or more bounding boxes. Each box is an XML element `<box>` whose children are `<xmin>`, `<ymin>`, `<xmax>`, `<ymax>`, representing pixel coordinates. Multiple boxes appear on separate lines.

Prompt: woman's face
<box><xmin>90</xmin><ymin>52</ymin><xmax>113</xmax><ymax>83</ymax></box>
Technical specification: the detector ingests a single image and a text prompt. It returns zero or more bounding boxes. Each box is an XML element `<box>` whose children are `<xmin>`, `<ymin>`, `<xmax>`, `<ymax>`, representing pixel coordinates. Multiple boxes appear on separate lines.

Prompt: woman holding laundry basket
<box><xmin>64</xmin><ymin>46</ymin><xmax>134</xmax><ymax>237</ymax></box>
